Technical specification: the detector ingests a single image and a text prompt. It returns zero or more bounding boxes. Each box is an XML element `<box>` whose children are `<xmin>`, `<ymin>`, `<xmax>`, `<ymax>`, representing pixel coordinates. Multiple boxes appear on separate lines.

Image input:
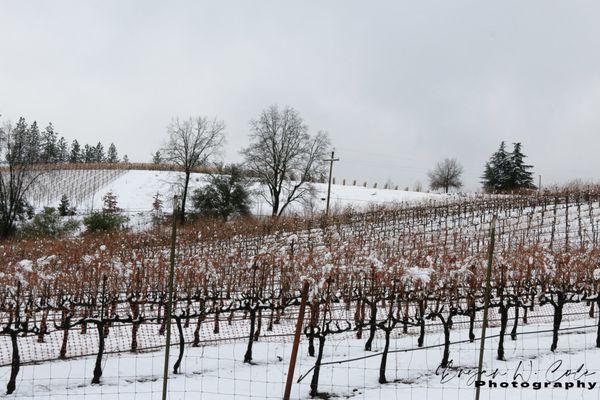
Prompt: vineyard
<box><xmin>2</xmin><ymin>189</ymin><xmax>600</xmax><ymax>399</ymax></box>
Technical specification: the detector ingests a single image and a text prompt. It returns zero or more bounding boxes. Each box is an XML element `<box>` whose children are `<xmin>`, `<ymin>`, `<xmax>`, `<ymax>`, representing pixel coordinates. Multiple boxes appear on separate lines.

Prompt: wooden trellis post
<box><xmin>475</xmin><ymin>215</ymin><xmax>497</xmax><ymax>400</ymax></box>
<box><xmin>283</xmin><ymin>280</ymin><xmax>310</xmax><ymax>400</ymax></box>
<box><xmin>162</xmin><ymin>195</ymin><xmax>179</xmax><ymax>400</ymax></box>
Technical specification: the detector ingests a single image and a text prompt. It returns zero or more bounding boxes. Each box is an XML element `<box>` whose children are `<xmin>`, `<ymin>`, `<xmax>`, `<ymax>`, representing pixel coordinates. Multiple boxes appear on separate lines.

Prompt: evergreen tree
<box><xmin>191</xmin><ymin>165</ymin><xmax>251</xmax><ymax>221</ymax></box>
<box><xmin>69</xmin><ymin>140</ymin><xmax>81</xmax><ymax>163</ymax></box>
<box><xmin>122</xmin><ymin>154</ymin><xmax>129</xmax><ymax>163</ymax></box>
<box><xmin>94</xmin><ymin>142</ymin><xmax>105</xmax><ymax>163</ymax></box>
<box><xmin>57</xmin><ymin>137</ymin><xmax>68</xmax><ymax>163</ymax></box>
<box><xmin>107</xmin><ymin>143</ymin><xmax>119</xmax><ymax>163</ymax></box>
<box><xmin>41</xmin><ymin>123</ymin><xmax>58</xmax><ymax>163</ymax></box>
<box><xmin>102</xmin><ymin>191</ymin><xmax>120</xmax><ymax>214</ymax></box>
<box><xmin>151</xmin><ymin>192</ymin><xmax>164</xmax><ymax>226</ymax></box>
<box><xmin>27</xmin><ymin>121</ymin><xmax>41</xmax><ymax>162</ymax></box>
<box><xmin>84</xmin><ymin>144</ymin><xmax>95</xmax><ymax>163</ymax></box>
<box><xmin>482</xmin><ymin>142</ymin><xmax>510</xmax><ymax>191</ymax></box>
<box><xmin>152</xmin><ymin>150</ymin><xmax>162</xmax><ymax>164</ymax></box>
<box><xmin>482</xmin><ymin>141</ymin><xmax>535</xmax><ymax>192</ymax></box>
<box><xmin>58</xmin><ymin>195</ymin><xmax>75</xmax><ymax>216</ymax></box>
<box><xmin>509</xmin><ymin>142</ymin><xmax>535</xmax><ymax>189</ymax></box>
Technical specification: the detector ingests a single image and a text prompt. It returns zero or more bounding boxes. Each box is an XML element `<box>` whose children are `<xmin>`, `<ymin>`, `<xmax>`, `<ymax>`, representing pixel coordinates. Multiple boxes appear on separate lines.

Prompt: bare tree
<box><xmin>163</xmin><ymin>116</ymin><xmax>225</xmax><ymax>223</ymax></box>
<box><xmin>428</xmin><ymin>158</ymin><xmax>463</xmax><ymax>193</ymax></box>
<box><xmin>0</xmin><ymin>118</ymin><xmax>44</xmax><ymax>237</ymax></box>
<box><xmin>241</xmin><ymin>105</ymin><xmax>330</xmax><ymax>216</ymax></box>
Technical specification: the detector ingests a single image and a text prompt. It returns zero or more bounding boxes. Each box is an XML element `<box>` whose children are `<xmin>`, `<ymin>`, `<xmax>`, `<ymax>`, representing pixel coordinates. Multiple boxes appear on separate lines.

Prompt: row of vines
<box><xmin>1</xmin><ymin>189</ymin><xmax>600</xmax><ymax>395</ymax></box>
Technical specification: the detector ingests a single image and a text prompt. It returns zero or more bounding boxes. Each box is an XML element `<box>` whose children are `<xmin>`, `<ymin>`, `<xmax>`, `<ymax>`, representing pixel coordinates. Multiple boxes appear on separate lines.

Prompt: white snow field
<box><xmin>28</xmin><ymin>169</ymin><xmax>438</xmax><ymax>216</ymax></box>
<box><xmin>2</xmin><ymin>317</ymin><xmax>599</xmax><ymax>399</ymax></box>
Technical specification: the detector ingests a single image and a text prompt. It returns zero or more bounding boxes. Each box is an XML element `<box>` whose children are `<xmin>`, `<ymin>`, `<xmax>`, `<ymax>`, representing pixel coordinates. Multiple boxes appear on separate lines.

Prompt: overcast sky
<box><xmin>1</xmin><ymin>1</ymin><xmax>599</xmax><ymax>190</ymax></box>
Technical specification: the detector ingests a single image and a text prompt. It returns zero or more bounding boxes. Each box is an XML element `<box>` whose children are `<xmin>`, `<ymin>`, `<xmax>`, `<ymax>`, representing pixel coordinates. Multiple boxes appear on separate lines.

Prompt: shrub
<box><xmin>83</xmin><ymin>192</ymin><xmax>128</xmax><ymax>233</ymax></box>
<box><xmin>83</xmin><ymin>211</ymin><xmax>128</xmax><ymax>233</ymax></box>
<box><xmin>19</xmin><ymin>207</ymin><xmax>80</xmax><ymax>238</ymax></box>
<box><xmin>58</xmin><ymin>195</ymin><xmax>77</xmax><ymax>216</ymax></box>
<box><xmin>191</xmin><ymin>165</ymin><xmax>251</xmax><ymax>221</ymax></box>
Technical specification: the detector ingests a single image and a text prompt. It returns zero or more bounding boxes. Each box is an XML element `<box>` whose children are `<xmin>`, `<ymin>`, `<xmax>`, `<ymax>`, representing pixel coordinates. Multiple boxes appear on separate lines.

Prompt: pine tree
<box><xmin>94</xmin><ymin>142</ymin><xmax>105</xmax><ymax>163</ymax></box>
<box><xmin>102</xmin><ymin>192</ymin><xmax>120</xmax><ymax>214</ymax></box>
<box><xmin>151</xmin><ymin>192</ymin><xmax>164</xmax><ymax>226</ymax></box>
<box><xmin>152</xmin><ymin>150</ymin><xmax>162</xmax><ymax>164</ymax></box>
<box><xmin>84</xmin><ymin>144</ymin><xmax>95</xmax><ymax>163</ymax></box>
<box><xmin>107</xmin><ymin>143</ymin><xmax>119</xmax><ymax>163</ymax></box>
<box><xmin>70</xmin><ymin>140</ymin><xmax>81</xmax><ymax>163</ymax></box>
<box><xmin>41</xmin><ymin>123</ymin><xmax>58</xmax><ymax>163</ymax></box>
<box><xmin>482</xmin><ymin>141</ymin><xmax>535</xmax><ymax>192</ymax></box>
<box><xmin>482</xmin><ymin>142</ymin><xmax>511</xmax><ymax>191</ymax></box>
<box><xmin>57</xmin><ymin>137</ymin><xmax>68</xmax><ymax>163</ymax></box>
<box><xmin>58</xmin><ymin>195</ymin><xmax>75</xmax><ymax>216</ymax></box>
<box><xmin>122</xmin><ymin>154</ymin><xmax>129</xmax><ymax>163</ymax></box>
<box><xmin>509</xmin><ymin>142</ymin><xmax>535</xmax><ymax>189</ymax></box>
<box><xmin>482</xmin><ymin>142</ymin><xmax>509</xmax><ymax>191</ymax></box>
<box><xmin>27</xmin><ymin>121</ymin><xmax>41</xmax><ymax>162</ymax></box>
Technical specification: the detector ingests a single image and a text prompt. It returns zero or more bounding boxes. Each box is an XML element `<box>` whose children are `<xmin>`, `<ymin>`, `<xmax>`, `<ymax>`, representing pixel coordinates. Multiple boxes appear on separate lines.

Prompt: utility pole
<box><xmin>324</xmin><ymin>151</ymin><xmax>339</xmax><ymax>217</ymax></box>
<box><xmin>538</xmin><ymin>175</ymin><xmax>542</xmax><ymax>192</ymax></box>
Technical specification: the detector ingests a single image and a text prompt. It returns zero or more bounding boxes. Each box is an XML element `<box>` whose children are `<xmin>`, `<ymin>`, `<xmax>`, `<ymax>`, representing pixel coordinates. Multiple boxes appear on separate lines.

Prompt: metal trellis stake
<box><xmin>162</xmin><ymin>195</ymin><xmax>179</xmax><ymax>400</ymax></box>
<box><xmin>475</xmin><ymin>215</ymin><xmax>497</xmax><ymax>400</ymax></box>
<box><xmin>283</xmin><ymin>280</ymin><xmax>310</xmax><ymax>400</ymax></box>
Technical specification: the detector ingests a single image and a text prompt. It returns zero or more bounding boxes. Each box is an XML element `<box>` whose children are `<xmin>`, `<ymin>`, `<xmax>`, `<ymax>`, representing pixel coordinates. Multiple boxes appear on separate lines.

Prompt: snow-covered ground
<box><xmin>2</xmin><ymin>318</ymin><xmax>599</xmax><ymax>399</ymax></box>
<box><xmin>31</xmin><ymin>169</ymin><xmax>438</xmax><ymax>216</ymax></box>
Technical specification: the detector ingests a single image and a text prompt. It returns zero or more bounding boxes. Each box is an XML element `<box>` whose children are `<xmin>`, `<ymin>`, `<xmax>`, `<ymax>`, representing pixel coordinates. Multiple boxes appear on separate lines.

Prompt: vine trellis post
<box><xmin>162</xmin><ymin>195</ymin><xmax>179</xmax><ymax>400</ymax></box>
<box><xmin>283</xmin><ymin>280</ymin><xmax>310</xmax><ymax>400</ymax></box>
<box><xmin>475</xmin><ymin>215</ymin><xmax>497</xmax><ymax>400</ymax></box>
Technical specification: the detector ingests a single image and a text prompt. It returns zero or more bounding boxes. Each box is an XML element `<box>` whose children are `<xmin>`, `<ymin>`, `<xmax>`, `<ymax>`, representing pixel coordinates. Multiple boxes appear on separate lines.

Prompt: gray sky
<box><xmin>1</xmin><ymin>1</ymin><xmax>599</xmax><ymax>190</ymax></box>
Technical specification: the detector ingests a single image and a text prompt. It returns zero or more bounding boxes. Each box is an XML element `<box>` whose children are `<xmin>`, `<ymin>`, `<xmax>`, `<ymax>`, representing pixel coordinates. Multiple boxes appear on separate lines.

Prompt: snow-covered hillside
<box><xmin>32</xmin><ymin>169</ymin><xmax>439</xmax><ymax>216</ymax></box>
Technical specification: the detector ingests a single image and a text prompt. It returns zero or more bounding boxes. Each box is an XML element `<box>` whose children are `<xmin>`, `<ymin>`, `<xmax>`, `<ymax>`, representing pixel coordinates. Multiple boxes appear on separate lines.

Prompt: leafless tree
<box><xmin>0</xmin><ymin>118</ymin><xmax>44</xmax><ymax>237</ymax></box>
<box><xmin>241</xmin><ymin>105</ymin><xmax>330</xmax><ymax>216</ymax></box>
<box><xmin>428</xmin><ymin>158</ymin><xmax>463</xmax><ymax>193</ymax></box>
<box><xmin>163</xmin><ymin>116</ymin><xmax>225</xmax><ymax>223</ymax></box>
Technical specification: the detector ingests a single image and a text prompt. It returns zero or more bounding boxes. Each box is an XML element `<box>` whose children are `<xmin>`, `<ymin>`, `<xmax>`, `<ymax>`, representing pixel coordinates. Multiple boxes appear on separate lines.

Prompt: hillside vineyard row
<box><xmin>1</xmin><ymin>188</ymin><xmax>600</xmax><ymax>394</ymax></box>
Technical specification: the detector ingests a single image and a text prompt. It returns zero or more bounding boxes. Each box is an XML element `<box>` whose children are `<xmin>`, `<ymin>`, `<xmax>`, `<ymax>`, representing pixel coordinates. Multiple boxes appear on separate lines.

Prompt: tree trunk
<box><xmin>59</xmin><ymin>308</ymin><xmax>71</xmax><ymax>359</ymax></box>
<box><xmin>309</xmin><ymin>336</ymin><xmax>326</xmax><ymax>397</ymax></box>
<box><xmin>193</xmin><ymin>314</ymin><xmax>204</xmax><ymax>347</ymax></box>
<box><xmin>365</xmin><ymin>301</ymin><xmax>377</xmax><ymax>351</ymax></box>
<box><xmin>468</xmin><ymin>306</ymin><xmax>475</xmax><ymax>343</ymax></box>
<box><xmin>417</xmin><ymin>300</ymin><xmax>426</xmax><ymax>347</ymax></box>
<box><xmin>440</xmin><ymin>319</ymin><xmax>451</xmax><ymax>368</ymax></box>
<box><xmin>38</xmin><ymin>310</ymin><xmax>49</xmax><ymax>343</ymax></box>
<box><xmin>243</xmin><ymin>308</ymin><xmax>256</xmax><ymax>363</ymax></box>
<box><xmin>173</xmin><ymin>316</ymin><xmax>185</xmax><ymax>374</ymax></box>
<box><xmin>213</xmin><ymin>307</ymin><xmax>220</xmax><ymax>334</ymax></box>
<box><xmin>253</xmin><ymin>308</ymin><xmax>262</xmax><ymax>341</ymax></box>
<box><xmin>180</xmin><ymin>171</ymin><xmax>190</xmax><ymax>224</ymax></box>
<box><xmin>6</xmin><ymin>332</ymin><xmax>20</xmax><ymax>395</ymax></box>
<box><xmin>510</xmin><ymin>305</ymin><xmax>519</xmax><ymax>341</ymax></box>
<box><xmin>91</xmin><ymin>323</ymin><xmax>105</xmax><ymax>384</ymax></box>
<box><xmin>497</xmin><ymin>304</ymin><xmax>508</xmax><ymax>360</ymax></box>
<box><xmin>551</xmin><ymin>303</ymin><xmax>563</xmax><ymax>352</ymax></box>
<box><xmin>271</xmin><ymin>191</ymin><xmax>280</xmax><ymax>216</ymax></box>
<box><xmin>379</xmin><ymin>329</ymin><xmax>391</xmax><ymax>384</ymax></box>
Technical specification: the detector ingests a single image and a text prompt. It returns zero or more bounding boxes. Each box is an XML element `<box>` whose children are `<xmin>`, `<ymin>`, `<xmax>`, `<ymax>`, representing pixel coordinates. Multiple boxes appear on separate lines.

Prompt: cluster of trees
<box><xmin>2</xmin><ymin>109</ymin><xmax>542</xmax><ymax>238</ymax></box>
<box><xmin>482</xmin><ymin>142</ymin><xmax>536</xmax><ymax>192</ymax></box>
<box><xmin>0</xmin><ymin>116</ymin><xmax>128</xmax><ymax>237</ymax></box>
<box><xmin>161</xmin><ymin>105</ymin><xmax>330</xmax><ymax>223</ymax></box>
<box><xmin>427</xmin><ymin>142</ymin><xmax>536</xmax><ymax>194</ymax></box>
<box><xmin>2</xmin><ymin>117</ymin><xmax>123</xmax><ymax>165</ymax></box>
